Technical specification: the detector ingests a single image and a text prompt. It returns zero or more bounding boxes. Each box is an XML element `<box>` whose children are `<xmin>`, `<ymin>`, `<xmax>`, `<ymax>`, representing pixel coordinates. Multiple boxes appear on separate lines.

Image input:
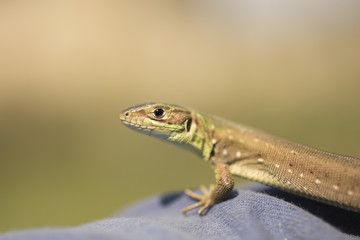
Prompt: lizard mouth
<box><xmin>122</xmin><ymin>120</ymin><xmax>179</xmax><ymax>140</ymax></box>
<box><xmin>119</xmin><ymin>107</ymin><xmax>186</xmax><ymax>140</ymax></box>
<box><xmin>120</xmin><ymin>112</ymin><xmax>178</xmax><ymax>139</ymax></box>
<box><xmin>120</xmin><ymin>118</ymin><xmax>157</xmax><ymax>131</ymax></box>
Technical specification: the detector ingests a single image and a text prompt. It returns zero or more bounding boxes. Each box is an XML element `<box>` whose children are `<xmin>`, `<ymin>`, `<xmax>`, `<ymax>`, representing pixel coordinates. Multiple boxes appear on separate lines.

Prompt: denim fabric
<box><xmin>1</xmin><ymin>184</ymin><xmax>359</xmax><ymax>240</ymax></box>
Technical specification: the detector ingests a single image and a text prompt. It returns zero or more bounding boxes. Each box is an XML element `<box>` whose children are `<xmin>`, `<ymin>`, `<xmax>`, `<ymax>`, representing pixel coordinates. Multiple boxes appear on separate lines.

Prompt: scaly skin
<box><xmin>120</xmin><ymin>102</ymin><xmax>360</xmax><ymax>215</ymax></box>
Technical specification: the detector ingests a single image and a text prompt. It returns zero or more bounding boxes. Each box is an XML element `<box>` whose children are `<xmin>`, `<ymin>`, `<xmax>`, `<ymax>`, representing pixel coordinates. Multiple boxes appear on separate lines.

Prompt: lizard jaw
<box><xmin>120</xmin><ymin>109</ymin><xmax>179</xmax><ymax>139</ymax></box>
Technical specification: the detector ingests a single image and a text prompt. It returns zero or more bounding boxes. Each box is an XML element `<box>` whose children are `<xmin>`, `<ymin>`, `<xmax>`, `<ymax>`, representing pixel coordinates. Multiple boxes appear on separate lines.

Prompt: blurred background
<box><xmin>1</xmin><ymin>0</ymin><xmax>360</xmax><ymax>232</ymax></box>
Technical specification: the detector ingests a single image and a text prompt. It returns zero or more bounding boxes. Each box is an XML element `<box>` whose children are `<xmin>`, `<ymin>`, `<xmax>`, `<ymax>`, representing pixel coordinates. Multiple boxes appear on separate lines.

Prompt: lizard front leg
<box><xmin>182</xmin><ymin>163</ymin><xmax>234</xmax><ymax>215</ymax></box>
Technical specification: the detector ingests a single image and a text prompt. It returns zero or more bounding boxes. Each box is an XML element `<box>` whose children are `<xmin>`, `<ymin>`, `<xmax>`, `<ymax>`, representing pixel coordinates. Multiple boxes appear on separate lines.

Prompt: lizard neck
<box><xmin>185</xmin><ymin>112</ymin><xmax>213</xmax><ymax>160</ymax></box>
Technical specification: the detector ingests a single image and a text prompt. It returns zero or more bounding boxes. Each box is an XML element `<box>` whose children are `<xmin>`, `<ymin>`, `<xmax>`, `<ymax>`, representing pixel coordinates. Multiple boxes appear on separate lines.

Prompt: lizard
<box><xmin>119</xmin><ymin>102</ymin><xmax>360</xmax><ymax>215</ymax></box>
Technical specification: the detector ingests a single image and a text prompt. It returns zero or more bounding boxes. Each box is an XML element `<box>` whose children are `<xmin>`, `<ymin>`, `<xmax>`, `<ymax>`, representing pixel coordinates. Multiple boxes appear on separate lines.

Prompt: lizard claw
<box><xmin>182</xmin><ymin>184</ymin><xmax>215</xmax><ymax>215</ymax></box>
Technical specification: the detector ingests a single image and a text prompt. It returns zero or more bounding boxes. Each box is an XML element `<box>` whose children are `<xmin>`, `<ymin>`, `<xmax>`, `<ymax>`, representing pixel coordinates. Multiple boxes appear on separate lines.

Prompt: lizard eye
<box><xmin>153</xmin><ymin>108</ymin><xmax>165</xmax><ymax>118</ymax></box>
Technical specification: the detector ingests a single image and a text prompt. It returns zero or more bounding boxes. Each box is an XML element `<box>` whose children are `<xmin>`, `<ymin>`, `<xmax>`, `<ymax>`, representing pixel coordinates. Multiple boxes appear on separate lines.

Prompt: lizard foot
<box><xmin>182</xmin><ymin>184</ymin><xmax>215</xmax><ymax>215</ymax></box>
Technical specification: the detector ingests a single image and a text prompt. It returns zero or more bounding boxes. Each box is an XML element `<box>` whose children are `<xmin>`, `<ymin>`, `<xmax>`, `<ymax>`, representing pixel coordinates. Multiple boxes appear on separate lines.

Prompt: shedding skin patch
<box><xmin>303</xmin><ymin>187</ymin><xmax>308</xmax><ymax>191</ymax></box>
<box><xmin>275</xmin><ymin>164</ymin><xmax>280</xmax><ymax>168</ymax></box>
<box><xmin>300</xmin><ymin>173</ymin><xmax>304</xmax><ymax>178</ymax></box>
<box><xmin>315</xmin><ymin>179</ymin><xmax>321</xmax><ymax>184</ymax></box>
<box><xmin>257</xmin><ymin>158</ymin><xmax>264</xmax><ymax>162</ymax></box>
<box><xmin>333</xmin><ymin>185</ymin><xmax>339</xmax><ymax>191</ymax></box>
<box><xmin>211</xmin><ymin>139</ymin><xmax>217</xmax><ymax>144</ymax></box>
<box><xmin>236</xmin><ymin>151</ymin><xmax>241</xmax><ymax>158</ymax></box>
<box><xmin>286</xmin><ymin>181</ymin><xmax>291</xmax><ymax>185</ymax></box>
<box><xmin>347</xmin><ymin>190</ymin><xmax>354</xmax><ymax>196</ymax></box>
<box><xmin>222</xmin><ymin>149</ymin><xmax>228</xmax><ymax>156</ymax></box>
<box><xmin>288</xmin><ymin>169</ymin><xmax>292</xmax><ymax>173</ymax></box>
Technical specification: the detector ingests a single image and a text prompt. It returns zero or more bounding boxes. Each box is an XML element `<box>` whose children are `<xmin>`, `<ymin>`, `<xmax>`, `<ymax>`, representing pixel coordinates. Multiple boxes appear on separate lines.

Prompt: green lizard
<box><xmin>120</xmin><ymin>102</ymin><xmax>360</xmax><ymax>215</ymax></box>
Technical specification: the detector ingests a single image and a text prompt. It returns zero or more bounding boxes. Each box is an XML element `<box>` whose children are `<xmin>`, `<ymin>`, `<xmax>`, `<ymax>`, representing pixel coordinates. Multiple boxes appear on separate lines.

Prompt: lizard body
<box><xmin>120</xmin><ymin>102</ymin><xmax>360</xmax><ymax>215</ymax></box>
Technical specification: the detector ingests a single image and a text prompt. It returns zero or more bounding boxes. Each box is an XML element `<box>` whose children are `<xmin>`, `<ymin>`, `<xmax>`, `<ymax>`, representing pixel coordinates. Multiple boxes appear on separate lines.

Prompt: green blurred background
<box><xmin>1</xmin><ymin>0</ymin><xmax>360</xmax><ymax>233</ymax></box>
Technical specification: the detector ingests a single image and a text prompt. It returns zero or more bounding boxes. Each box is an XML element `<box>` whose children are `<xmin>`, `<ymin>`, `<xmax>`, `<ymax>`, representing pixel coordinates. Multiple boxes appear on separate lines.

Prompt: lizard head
<box><xmin>120</xmin><ymin>102</ymin><xmax>212</xmax><ymax>158</ymax></box>
<box><xmin>120</xmin><ymin>102</ymin><xmax>194</xmax><ymax>141</ymax></box>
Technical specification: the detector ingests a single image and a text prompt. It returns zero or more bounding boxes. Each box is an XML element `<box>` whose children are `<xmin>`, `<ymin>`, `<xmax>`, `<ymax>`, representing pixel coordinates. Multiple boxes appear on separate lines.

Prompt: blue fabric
<box><xmin>1</xmin><ymin>184</ymin><xmax>359</xmax><ymax>240</ymax></box>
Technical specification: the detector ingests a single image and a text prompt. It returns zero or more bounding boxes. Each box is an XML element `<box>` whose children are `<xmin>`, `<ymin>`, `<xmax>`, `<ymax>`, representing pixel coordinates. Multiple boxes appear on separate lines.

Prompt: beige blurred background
<box><xmin>1</xmin><ymin>0</ymin><xmax>360</xmax><ymax>232</ymax></box>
